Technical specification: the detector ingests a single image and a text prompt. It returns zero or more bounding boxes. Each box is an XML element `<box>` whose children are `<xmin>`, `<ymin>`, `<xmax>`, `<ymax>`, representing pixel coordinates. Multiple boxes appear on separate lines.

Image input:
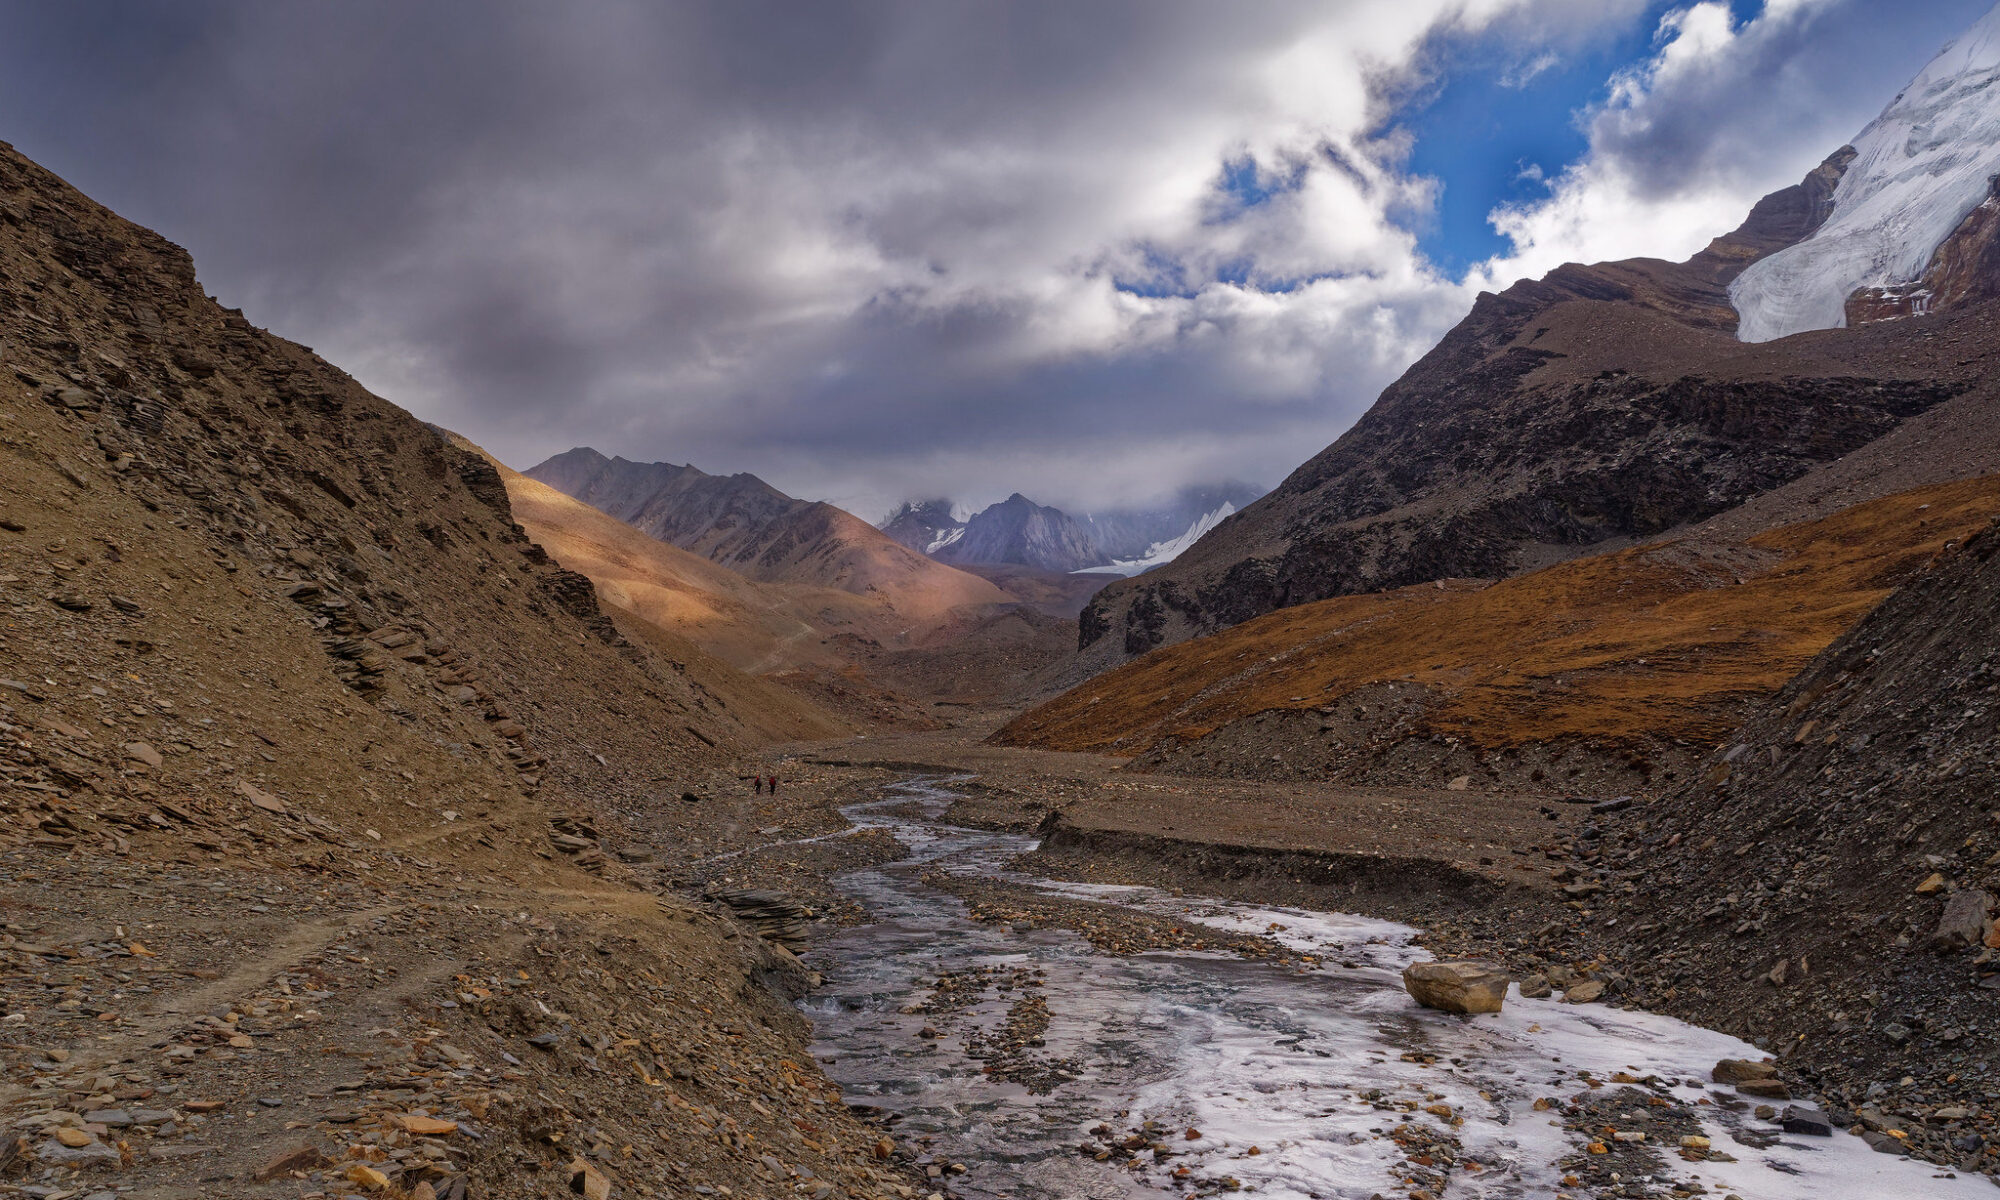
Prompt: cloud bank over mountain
<box><xmin>0</xmin><ymin>0</ymin><xmax>1985</xmax><ymax>513</ymax></box>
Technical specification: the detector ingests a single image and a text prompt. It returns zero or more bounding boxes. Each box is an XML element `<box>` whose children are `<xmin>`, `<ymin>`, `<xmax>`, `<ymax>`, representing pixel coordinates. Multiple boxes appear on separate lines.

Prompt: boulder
<box><xmin>1518</xmin><ymin>974</ymin><xmax>1553</xmax><ymax>999</ymax></box>
<box><xmin>255</xmin><ymin>1144</ymin><xmax>330</xmax><ymax>1180</ymax></box>
<box><xmin>1712</xmin><ymin>1058</ymin><xmax>1778</xmax><ymax>1084</ymax></box>
<box><xmin>1932</xmin><ymin>889</ymin><xmax>1993</xmax><ymax>951</ymax></box>
<box><xmin>1562</xmin><ymin>979</ymin><xmax>1606</xmax><ymax>1004</ymax></box>
<box><xmin>1781</xmin><ymin>1106</ymin><xmax>1834</xmax><ymax>1136</ymax></box>
<box><xmin>1862</xmin><ymin>1130</ymin><xmax>1909</xmax><ymax>1155</ymax></box>
<box><xmin>1401</xmin><ymin>961</ymin><xmax>1508</xmax><ymax>1014</ymax></box>
<box><xmin>568</xmin><ymin>1157</ymin><xmax>612</xmax><ymax>1200</ymax></box>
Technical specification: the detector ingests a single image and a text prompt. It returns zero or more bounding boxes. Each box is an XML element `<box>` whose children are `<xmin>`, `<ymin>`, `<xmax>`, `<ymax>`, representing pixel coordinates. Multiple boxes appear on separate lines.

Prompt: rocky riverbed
<box><xmin>794</xmin><ymin>775</ymin><xmax>2000</xmax><ymax>1200</ymax></box>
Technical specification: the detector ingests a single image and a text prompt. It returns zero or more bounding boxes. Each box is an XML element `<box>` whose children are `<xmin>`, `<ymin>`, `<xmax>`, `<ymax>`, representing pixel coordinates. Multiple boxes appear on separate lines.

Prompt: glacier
<box><xmin>1071</xmin><ymin>501</ymin><xmax>1235</xmax><ymax>577</ymax></box>
<box><xmin>925</xmin><ymin>525</ymin><xmax>966</xmax><ymax>554</ymax></box>
<box><xmin>1731</xmin><ymin>5</ymin><xmax>2000</xmax><ymax>342</ymax></box>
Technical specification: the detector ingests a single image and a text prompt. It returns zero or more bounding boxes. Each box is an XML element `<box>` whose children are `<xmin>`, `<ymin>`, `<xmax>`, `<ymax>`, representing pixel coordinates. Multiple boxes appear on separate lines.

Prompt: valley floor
<box><xmin>11</xmin><ymin>716</ymin><xmax>1988</xmax><ymax>1199</ymax></box>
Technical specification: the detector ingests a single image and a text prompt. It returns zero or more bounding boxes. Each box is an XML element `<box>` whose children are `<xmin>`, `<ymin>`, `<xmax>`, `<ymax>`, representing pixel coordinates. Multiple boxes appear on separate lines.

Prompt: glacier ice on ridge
<box><xmin>1732</xmin><ymin>5</ymin><xmax>2000</xmax><ymax>342</ymax></box>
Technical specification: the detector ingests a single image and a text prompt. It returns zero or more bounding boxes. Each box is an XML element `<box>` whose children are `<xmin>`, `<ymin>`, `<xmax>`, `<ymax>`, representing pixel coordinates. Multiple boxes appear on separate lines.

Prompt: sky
<box><xmin>0</xmin><ymin>1</ymin><xmax>1989</xmax><ymax>519</ymax></box>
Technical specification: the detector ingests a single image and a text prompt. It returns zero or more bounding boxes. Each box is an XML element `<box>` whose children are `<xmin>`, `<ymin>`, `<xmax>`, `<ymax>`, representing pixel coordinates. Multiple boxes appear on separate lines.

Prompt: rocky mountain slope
<box><xmin>0</xmin><ymin>140</ymin><xmax>921</xmax><ymax>1198</ymax></box>
<box><xmin>454</xmin><ymin>443</ymin><xmax>858</xmax><ymax>736</ymax></box>
<box><xmin>1078</xmin><ymin>22</ymin><xmax>2000</xmax><ymax>674</ymax></box>
<box><xmin>1589</xmin><ymin>510</ymin><xmax>2000</xmax><ymax>1157</ymax></box>
<box><xmin>526</xmin><ymin>446</ymin><xmax>1006</xmax><ymax>622</ymax></box>
<box><xmin>1001</xmin><ymin>470</ymin><xmax>2000</xmax><ymax>789</ymax></box>
<box><xmin>1073</xmin><ymin>146</ymin><xmax>1959</xmax><ymax>669</ymax></box>
<box><xmin>488</xmin><ymin>447</ymin><xmax>880</xmax><ymax>675</ymax></box>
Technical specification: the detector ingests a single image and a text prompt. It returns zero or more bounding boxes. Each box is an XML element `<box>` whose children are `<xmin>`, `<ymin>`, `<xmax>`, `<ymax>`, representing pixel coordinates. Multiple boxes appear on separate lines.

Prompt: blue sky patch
<box><xmin>1398</xmin><ymin>3</ymin><xmax>1710</xmax><ymax>274</ymax></box>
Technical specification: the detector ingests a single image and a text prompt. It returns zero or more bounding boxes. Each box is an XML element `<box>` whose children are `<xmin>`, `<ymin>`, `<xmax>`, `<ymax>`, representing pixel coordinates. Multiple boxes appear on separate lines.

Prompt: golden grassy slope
<box><xmin>1000</xmin><ymin>473</ymin><xmax>2000</xmax><ymax>756</ymax></box>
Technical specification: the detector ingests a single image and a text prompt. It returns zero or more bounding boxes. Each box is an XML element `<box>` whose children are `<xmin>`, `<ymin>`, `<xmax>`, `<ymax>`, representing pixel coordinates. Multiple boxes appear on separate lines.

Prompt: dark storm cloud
<box><xmin>0</xmin><ymin>1</ymin><xmax>1980</xmax><ymax>516</ymax></box>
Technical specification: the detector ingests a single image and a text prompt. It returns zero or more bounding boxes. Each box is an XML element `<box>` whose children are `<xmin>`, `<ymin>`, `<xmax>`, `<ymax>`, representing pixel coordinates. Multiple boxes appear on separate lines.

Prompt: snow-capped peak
<box><xmin>1072</xmin><ymin>502</ymin><xmax>1236</xmax><ymax>578</ymax></box>
<box><xmin>1731</xmin><ymin>5</ymin><xmax>2000</xmax><ymax>342</ymax></box>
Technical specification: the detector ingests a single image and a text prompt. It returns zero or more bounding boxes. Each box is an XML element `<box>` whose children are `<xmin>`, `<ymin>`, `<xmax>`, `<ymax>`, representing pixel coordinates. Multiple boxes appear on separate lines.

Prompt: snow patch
<box><xmin>1732</xmin><ymin>7</ymin><xmax>2000</xmax><ymax>342</ymax></box>
<box><xmin>1072</xmin><ymin>502</ymin><xmax>1235</xmax><ymax>577</ymax></box>
<box><xmin>925</xmin><ymin>525</ymin><xmax>967</xmax><ymax>554</ymax></box>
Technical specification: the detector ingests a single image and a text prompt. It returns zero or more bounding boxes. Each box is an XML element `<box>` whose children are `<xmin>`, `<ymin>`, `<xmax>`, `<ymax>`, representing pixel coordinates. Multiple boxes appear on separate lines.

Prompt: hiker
<box><xmin>767</xmin><ymin>774</ymin><xmax>779</xmax><ymax>796</ymax></box>
<box><xmin>752</xmin><ymin>775</ymin><xmax>764</xmax><ymax>794</ymax></box>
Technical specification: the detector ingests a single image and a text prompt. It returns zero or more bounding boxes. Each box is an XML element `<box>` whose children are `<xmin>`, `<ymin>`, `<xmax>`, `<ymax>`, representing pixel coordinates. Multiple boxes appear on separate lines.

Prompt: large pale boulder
<box><xmin>1712</xmin><ymin>1058</ymin><xmax>1778</xmax><ymax>1084</ymax></box>
<box><xmin>1932</xmin><ymin>889</ymin><xmax>1993</xmax><ymax>951</ymax></box>
<box><xmin>1401</xmin><ymin>961</ymin><xmax>1508</xmax><ymax>1014</ymax></box>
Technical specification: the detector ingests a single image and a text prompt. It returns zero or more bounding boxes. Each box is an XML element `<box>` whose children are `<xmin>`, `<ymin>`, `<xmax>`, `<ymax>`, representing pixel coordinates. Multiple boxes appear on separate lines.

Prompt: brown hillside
<box><xmin>0</xmin><ymin>140</ymin><xmax>920</xmax><ymax>1198</ymax></box>
<box><xmin>1000</xmin><ymin>473</ymin><xmax>2000</xmax><ymax>783</ymax></box>
<box><xmin>493</xmin><ymin>449</ymin><xmax>1086</xmax><ymax>720</ymax></box>
<box><xmin>447</xmin><ymin>438</ymin><xmax>853</xmax><ymax>738</ymax></box>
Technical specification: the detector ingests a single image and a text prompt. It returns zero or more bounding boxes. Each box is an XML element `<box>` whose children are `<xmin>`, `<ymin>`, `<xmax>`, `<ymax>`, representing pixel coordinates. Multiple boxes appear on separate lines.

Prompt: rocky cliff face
<box><xmin>1074</xmin><ymin>148</ymin><xmax>1977</xmax><ymax>668</ymax></box>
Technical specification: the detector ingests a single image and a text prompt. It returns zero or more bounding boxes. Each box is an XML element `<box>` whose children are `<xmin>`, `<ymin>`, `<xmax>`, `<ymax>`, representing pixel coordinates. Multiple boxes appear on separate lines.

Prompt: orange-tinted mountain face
<box><xmin>525</xmin><ymin>447</ymin><xmax>1006</xmax><ymax>621</ymax></box>
<box><xmin>1003</xmin><ymin>473</ymin><xmax>2000</xmax><ymax>789</ymax></box>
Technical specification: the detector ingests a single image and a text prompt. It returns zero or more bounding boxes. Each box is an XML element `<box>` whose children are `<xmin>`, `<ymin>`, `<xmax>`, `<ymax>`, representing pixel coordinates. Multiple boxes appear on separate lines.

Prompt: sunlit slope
<box><xmin>999</xmin><ymin>474</ymin><xmax>2000</xmax><ymax>758</ymax></box>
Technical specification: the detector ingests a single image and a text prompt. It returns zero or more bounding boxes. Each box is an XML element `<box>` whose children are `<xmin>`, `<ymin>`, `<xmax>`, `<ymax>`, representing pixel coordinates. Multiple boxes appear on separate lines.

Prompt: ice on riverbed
<box><xmin>1035</xmin><ymin>878</ymin><xmax>1423</xmax><ymax>970</ymax></box>
<box><xmin>1041</xmin><ymin>875</ymin><xmax>1993</xmax><ymax>1200</ymax></box>
<box><xmin>805</xmin><ymin>778</ymin><xmax>1988</xmax><ymax>1200</ymax></box>
<box><xmin>1131</xmin><ymin>975</ymin><xmax>2000</xmax><ymax>1200</ymax></box>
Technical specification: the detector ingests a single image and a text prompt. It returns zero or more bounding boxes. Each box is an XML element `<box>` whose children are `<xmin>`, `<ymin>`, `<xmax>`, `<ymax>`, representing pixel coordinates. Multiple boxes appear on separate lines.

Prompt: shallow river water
<box><xmin>799</xmin><ymin>777</ymin><xmax>1990</xmax><ymax>1199</ymax></box>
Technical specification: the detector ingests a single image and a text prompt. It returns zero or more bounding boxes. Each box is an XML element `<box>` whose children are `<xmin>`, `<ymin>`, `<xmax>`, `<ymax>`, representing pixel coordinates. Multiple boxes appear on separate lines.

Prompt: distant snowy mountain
<box><xmin>881</xmin><ymin>498</ymin><xmax>965</xmax><ymax>556</ymax></box>
<box><xmin>1733</xmin><ymin>7</ymin><xmax>2000</xmax><ymax>341</ymax></box>
<box><xmin>877</xmin><ymin>483</ymin><xmax>1265</xmax><ymax>573</ymax></box>
<box><xmin>1078</xmin><ymin>483</ymin><xmax>1265</xmax><ymax>562</ymax></box>
<box><xmin>1073</xmin><ymin>501</ymin><xmax>1238</xmax><ymax>577</ymax></box>
<box><xmin>936</xmin><ymin>494</ymin><xmax>1103</xmax><ymax>573</ymax></box>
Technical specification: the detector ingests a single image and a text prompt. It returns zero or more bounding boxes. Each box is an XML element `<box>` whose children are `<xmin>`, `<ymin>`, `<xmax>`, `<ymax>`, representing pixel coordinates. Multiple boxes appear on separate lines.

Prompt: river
<box><xmin>799</xmin><ymin>776</ymin><xmax>1990</xmax><ymax>1199</ymax></box>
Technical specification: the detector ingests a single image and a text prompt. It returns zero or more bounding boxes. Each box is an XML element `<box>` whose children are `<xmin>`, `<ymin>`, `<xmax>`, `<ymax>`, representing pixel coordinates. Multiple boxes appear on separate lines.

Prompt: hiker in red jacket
<box><xmin>752</xmin><ymin>774</ymin><xmax>764</xmax><ymax>794</ymax></box>
<box><xmin>767</xmin><ymin>774</ymin><xmax>780</xmax><ymax>796</ymax></box>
